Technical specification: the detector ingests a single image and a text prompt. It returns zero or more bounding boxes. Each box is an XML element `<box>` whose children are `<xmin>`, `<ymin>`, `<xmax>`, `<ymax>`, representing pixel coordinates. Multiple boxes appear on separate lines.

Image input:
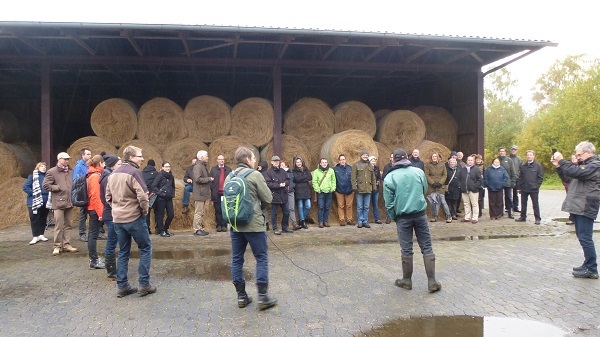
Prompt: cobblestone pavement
<box><xmin>1</xmin><ymin>190</ymin><xmax>599</xmax><ymax>336</ymax></box>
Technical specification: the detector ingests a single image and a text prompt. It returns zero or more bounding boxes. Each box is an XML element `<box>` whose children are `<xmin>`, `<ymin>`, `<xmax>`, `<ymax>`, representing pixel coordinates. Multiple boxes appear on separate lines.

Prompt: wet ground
<box><xmin>1</xmin><ymin>190</ymin><xmax>599</xmax><ymax>336</ymax></box>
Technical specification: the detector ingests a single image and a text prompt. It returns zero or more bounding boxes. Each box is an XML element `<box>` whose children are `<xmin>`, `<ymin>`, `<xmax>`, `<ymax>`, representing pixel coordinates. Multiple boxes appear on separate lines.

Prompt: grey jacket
<box><xmin>498</xmin><ymin>156</ymin><xmax>516</xmax><ymax>187</ymax></box>
<box><xmin>558</xmin><ymin>155</ymin><xmax>600</xmax><ymax>219</ymax></box>
<box><xmin>509</xmin><ymin>154</ymin><xmax>524</xmax><ymax>179</ymax></box>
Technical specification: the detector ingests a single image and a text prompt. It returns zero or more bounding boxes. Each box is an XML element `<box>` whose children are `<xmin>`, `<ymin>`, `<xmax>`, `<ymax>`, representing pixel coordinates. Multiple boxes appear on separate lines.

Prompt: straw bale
<box><xmin>162</xmin><ymin>138</ymin><xmax>208</xmax><ymax>179</ymax></box>
<box><xmin>333</xmin><ymin>101</ymin><xmax>377</xmax><ymax>137</ymax></box>
<box><xmin>413</xmin><ymin>106</ymin><xmax>458</xmax><ymax>149</ymax></box>
<box><xmin>183</xmin><ymin>95</ymin><xmax>231</xmax><ymax>143</ymax></box>
<box><xmin>260</xmin><ymin>135</ymin><xmax>312</xmax><ymax>168</ymax></box>
<box><xmin>0</xmin><ymin>177</ymin><xmax>28</xmax><ymax>229</ymax></box>
<box><xmin>307</xmin><ymin>141</ymin><xmax>326</xmax><ymax>171</ymax></box>
<box><xmin>374</xmin><ymin>142</ymin><xmax>392</xmax><ymax>167</ymax></box>
<box><xmin>90</xmin><ymin>98</ymin><xmax>138</xmax><ymax>147</ymax></box>
<box><xmin>230</xmin><ymin>97</ymin><xmax>273</xmax><ymax>147</ymax></box>
<box><xmin>0</xmin><ymin>142</ymin><xmax>38</xmax><ymax>184</ymax></box>
<box><xmin>208</xmin><ymin>135</ymin><xmax>260</xmax><ymax>168</ymax></box>
<box><xmin>118</xmin><ymin>139</ymin><xmax>162</xmax><ymax>166</ymax></box>
<box><xmin>66</xmin><ymin>136</ymin><xmax>118</xmax><ymax>161</ymax></box>
<box><xmin>373</xmin><ymin>109</ymin><xmax>392</xmax><ymax>124</ymax></box>
<box><xmin>0</xmin><ymin>110</ymin><xmax>21</xmax><ymax>143</ymax></box>
<box><xmin>137</xmin><ymin>97</ymin><xmax>186</xmax><ymax>151</ymax></box>
<box><xmin>320</xmin><ymin>130</ymin><xmax>378</xmax><ymax>166</ymax></box>
<box><xmin>375</xmin><ymin>109</ymin><xmax>426</xmax><ymax>152</ymax></box>
<box><xmin>418</xmin><ymin>140</ymin><xmax>451</xmax><ymax>164</ymax></box>
<box><xmin>283</xmin><ymin>97</ymin><xmax>335</xmax><ymax>148</ymax></box>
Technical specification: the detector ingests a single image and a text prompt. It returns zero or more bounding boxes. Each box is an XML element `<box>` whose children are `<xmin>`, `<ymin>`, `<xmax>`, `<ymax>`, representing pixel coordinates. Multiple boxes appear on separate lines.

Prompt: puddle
<box><xmin>130</xmin><ymin>248</ymin><xmax>230</xmax><ymax>259</ymax></box>
<box><xmin>162</xmin><ymin>261</ymin><xmax>252</xmax><ymax>281</ymax></box>
<box><xmin>364</xmin><ymin>316</ymin><xmax>567</xmax><ymax>337</ymax></box>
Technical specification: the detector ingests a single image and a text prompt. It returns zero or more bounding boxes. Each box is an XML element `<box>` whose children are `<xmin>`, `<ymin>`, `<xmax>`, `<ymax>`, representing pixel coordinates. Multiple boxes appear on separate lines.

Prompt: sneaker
<box><xmin>89</xmin><ymin>259</ymin><xmax>106</xmax><ymax>269</ymax></box>
<box><xmin>52</xmin><ymin>247</ymin><xmax>60</xmax><ymax>256</ymax></box>
<box><xmin>446</xmin><ymin>217</ymin><xmax>452</xmax><ymax>223</ymax></box>
<box><xmin>79</xmin><ymin>234</ymin><xmax>88</xmax><ymax>242</ymax></box>
<box><xmin>63</xmin><ymin>244</ymin><xmax>78</xmax><ymax>253</ymax></box>
<box><xmin>375</xmin><ymin>220</ymin><xmax>382</xmax><ymax>224</ymax></box>
<box><xmin>29</xmin><ymin>237</ymin><xmax>40</xmax><ymax>245</ymax></box>
<box><xmin>194</xmin><ymin>230</ymin><xmax>209</xmax><ymax>236</ymax></box>
<box><xmin>138</xmin><ymin>284</ymin><xmax>157</xmax><ymax>297</ymax></box>
<box><xmin>515</xmin><ymin>218</ymin><xmax>526</xmax><ymax>222</ymax></box>
<box><xmin>98</xmin><ymin>233</ymin><xmax>107</xmax><ymax>240</ymax></box>
<box><xmin>535</xmin><ymin>219</ymin><xmax>541</xmax><ymax>225</ymax></box>
<box><xmin>573</xmin><ymin>268</ymin><xmax>599</xmax><ymax>279</ymax></box>
<box><xmin>117</xmin><ymin>284</ymin><xmax>138</xmax><ymax>298</ymax></box>
<box><xmin>282</xmin><ymin>229</ymin><xmax>294</xmax><ymax>233</ymax></box>
<box><xmin>363</xmin><ymin>223</ymin><xmax>371</xmax><ymax>228</ymax></box>
<box><xmin>38</xmin><ymin>235</ymin><xmax>49</xmax><ymax>242</ymax></box>
<box><xmin>274</xmin><ymin>230</ymin><xmax>281</xmax><ymax>235</ymax></box>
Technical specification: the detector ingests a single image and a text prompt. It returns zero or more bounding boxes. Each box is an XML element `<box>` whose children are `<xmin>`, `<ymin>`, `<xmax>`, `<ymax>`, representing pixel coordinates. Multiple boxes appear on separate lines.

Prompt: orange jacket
<box><xmin>87</xmin><ymin>165</ymin><xmax>104</xmax><ymax>218</ymax></box>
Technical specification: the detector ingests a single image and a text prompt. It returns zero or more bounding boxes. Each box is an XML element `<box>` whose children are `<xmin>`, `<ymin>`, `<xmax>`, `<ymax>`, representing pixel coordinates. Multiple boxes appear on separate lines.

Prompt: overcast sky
<box><xmin>2</xmin><ymin>0</ymin><xmax>597</xmax><ymax>112</ymax></box>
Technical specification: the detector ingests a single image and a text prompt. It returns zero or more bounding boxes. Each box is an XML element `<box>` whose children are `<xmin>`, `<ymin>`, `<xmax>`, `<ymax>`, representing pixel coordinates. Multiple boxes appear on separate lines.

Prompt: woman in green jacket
<box><xmin>312</xmin><ymin>158</ymin><xmax>336</xmax><ymax>228</ymax></box>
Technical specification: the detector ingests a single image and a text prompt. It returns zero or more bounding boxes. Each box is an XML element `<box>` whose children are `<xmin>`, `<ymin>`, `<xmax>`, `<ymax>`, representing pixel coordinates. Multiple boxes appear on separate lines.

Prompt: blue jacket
<box><xmin>73</xmin><ymin>159</ymin><xmax>88</xmax><ymax>181</ymax></box>
<box><xmin>334</xmin><ymin>164</ymin><xmax>353</xmax><ymax>194</ymax></box>
<box><xmin>484</xmin><ymin>165</ymin><xmax>508</xmax><ymax>192</ymax></box>
<box><xmin>22</xmin><ymin>172</ymin><xmax>49</xmax><ymax>206</ymax></box>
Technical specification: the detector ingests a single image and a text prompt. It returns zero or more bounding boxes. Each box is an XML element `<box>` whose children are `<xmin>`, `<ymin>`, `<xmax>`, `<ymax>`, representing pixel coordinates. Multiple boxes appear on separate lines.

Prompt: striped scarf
<box><xmin>31</xmin><ymin>170</ymin><xmax>43</xmax><ymax>214</ymax></box>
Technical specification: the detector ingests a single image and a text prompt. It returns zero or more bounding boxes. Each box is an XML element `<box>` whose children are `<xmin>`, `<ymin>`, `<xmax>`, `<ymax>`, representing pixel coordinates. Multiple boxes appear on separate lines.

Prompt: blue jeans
<box><xmin>297</xmin><ymin>199</ymin><xmax>311</xmax><ymax>221</ymax></box>
<box><xmin>230</xmin><ymin>230</ymin><xmax>269</xmax><ymax>284</ymax></box>
<box><xmin>574</xmin><ymin>214</ymin><xmax>597</xmax><ymax>273</ymax></box>
<box><xmin>114</xmin><ymin>217</ymin><xmax>153</xmax><ymax>289</ymax></box>
<box><xmin>356</xmin><ymin>193</ymin><xmax>371</xmax><ymax>224</ymax></box>
<box><xmin>370</xmin><ymin>190</ymin><xmax>381</xmax><ymax>221</ymax></box>
<box><xmin>395</xmin><ymin>214</ymin><xmax>434</xmax><ymax>257</ymax></box>
<box><xmin>182</xmin><ymin>184</ymin><xmax>193</xmax><ymax>206</ymax></box>
<box><xmin>317</xmin><ymin>192</ymin><xmax>333</xmax><ymax>224</ymax></box>
<box><xmin>104</xmin><ymin>220</ymin><xmax>118</xmax><ymax>259</ymax></box>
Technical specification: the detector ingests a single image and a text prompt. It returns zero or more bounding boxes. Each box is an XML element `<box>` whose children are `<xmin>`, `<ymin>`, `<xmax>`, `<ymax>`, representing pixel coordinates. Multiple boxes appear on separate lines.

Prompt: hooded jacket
<box><xmin>292</xmin><ymin>158</ymin><xmax>312</xmax><ymax>200</ymax></box>
<box><xmin>73</xmin><ymin>158</ymin><xmax>88</xmax><ymax>180</ymax></box>
<box><xmin>23</xmin><ymin>171</ymin><xmax>49</xmax><ymax>206</ymax></box>
<box><xmin>484</xmin><ymin>165</ymin><xmax>508</xmax><ymax>192</ymax></box>
<box><xmin>333</xmin><ymin>163</ymin><xmax>352</xmax><ymax>194</ymax></box>
<box><xmin>142</xmin><ymin>164</ymin><xmax>158</xmax><ymax>193</ymax></box>
<box><xmin>152</xmin><ymin>170</ymin><xmax>176</xmax><ymax>199</ymax></box>
<box><xmin>558</xmin><ymin>155</ymin><xmax>600</xmax><ymax>219</ymax></box>
<box><xmin>383</xmin><ymin>159</ymin><xmax>428</xmax><ymax>219</ymax></box>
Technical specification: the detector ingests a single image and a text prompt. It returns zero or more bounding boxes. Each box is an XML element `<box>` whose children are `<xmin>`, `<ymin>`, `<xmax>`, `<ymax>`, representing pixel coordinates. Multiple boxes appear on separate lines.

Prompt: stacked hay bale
<box><xmin>414</xmin><ymin>106</ymin><xmax>458</xmax><ymax>149</ymax></box>
<box><xmin>230</xmin><ymin>98</ymin><xmax>273</xmax><ymax>148</ymax></box>
<box><xmin>260</xmin><ymin>135</ymin><xmax>311</xmax><ymax>168</ymax></box>
<box><xmin>90</xmin><ymin>98</ymin><xmax>137</xmax><ymax>147</ymax></box>
<box><xmin>418</xmin><ymin>140</ymin><xmax>452</xmax><ymax>163</ymax></box>
<box><xmin>162</xmin><ymin>138</ymin><xmax>208</xmax><ymax>179</ymax></box>
<box><xmin>0</xmin><ymin>142</ymin><xmax>37</xmax><ymax>184</ymax></box>
<box><xmin>66</xmin><ymin>136</ymin><xmax>117</xmax><ymax>162</ymax></box>
<box><xmin>183</xmin><ymin>95</ymin><xmax>231</xmax><ymax>143</ymax></box>
<box><xmin>118</xmin><ymin>140</ymin><xmax>162</xmax><ymax>167</ymax></box>
<box><xmin>208</xmin><ymin>135</ymin><xmax>260</xmax><ymax>169</ymax></box>
<box><xmin>0</xmin><ymin>177</ymin><xmax>28</xmax><ymax>229</ymax></box>
<box><xmin>333</xmin><ymin>101</ymin><xmax>377</xmax><ymax>137</ymax></box>
<box><xmin>375</xmin><ymin>109</ymin><xmax>426</xmax><ymax>152</ymax></box>
<box><xmin>320</xmin><ymin>130</ymin><xmax>378</xmax><ymax>166</ymax></box>
<box><xmin>136</xmin><ymin>97</ymin><xmax>186</xmax><ymax>152</ymax></box>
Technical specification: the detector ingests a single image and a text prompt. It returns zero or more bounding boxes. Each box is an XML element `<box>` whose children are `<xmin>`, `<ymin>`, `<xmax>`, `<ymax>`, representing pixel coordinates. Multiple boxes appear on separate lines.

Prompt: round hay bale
<box><xmin>413</xmin><ymin>106</ymin><xmax>458</xmax><ymax>149</ymax></box>
<box><xmin>118</xmin><ymin>139</ymin><xmax>162</xmax><ymax>166</ymax></box>
<box><xmin>67</xmin><ymin>136</ymin><xmax>117</xmax><ymax>162</ymax></box>
<box><xmin>320</xmin><ymin>130</ymin><xmax>378</xmax><ymax>166</ymax></box>
<box><xmin>230</xmin><ymin>98</ymin><xmax>273</xmax><ymax>148</ymax></box>
<box><xmin>283</xmin><ymin>97</ymin><xmax>335</xmax><ymax>148</ymax></box>
<box><xmin>162</xmin><ymin>138</ymin><xmax>208</xmax><ymax>179</ymax></box>
<box><xmin>137</xmin><ymin>97</ymin><xmax>186</xmax><ymax>151</ymax></box>
<box><xmin>375</xmin><ymin>109</ymin><xmax>426</xmax><ymax>152</ymax></box>
<box><xmin>154</xmin><ymin>180</ymin><xmax>217</xmax><ymax>232</ymax></box>
<box><xmin>373</xmin><ymin>109</ymin><xmax>392</xmax><ymax>124</ymax></box>
<box><xmin>208</xmin><ymin>136</ymin><xmax>260</xmax><ymax>169</ymax></box>
<box><xmin>260</xmin><ymin>134</ymin><xmax>312</xmax><ymax>168</ymax></box>
<box><xmin>418</xmin><ymin>140</ymin><xmax>451</xmax><ymax>164</ymax></box>
<box><xmin>183</xmin><ymin>95</ymin><xmax>232</xmax><ymax>143</ymax></box>
<box><xmin>0</xmin><ymin>142</ymin><xmax>36</xmax><ymax>184</ymax></box>
<box><xmin>0</xmin><ymin>177</ymin><xmax>28</xmax><ymax>229</ymax></box>
<box><xmin>333</xmin><ymin>101</ymin><xmax>376</xmax><ymax>137</ymax></box>
<box><xmin>306</xmin><ymin>141</ymin><xmax>326</xmax><ymax>171</ymax></box>
<box><xmin>374</xmin><ymin>142</ymin><xmax>392</xmax><ymax>167</ymax></box>
<box><xmin>90</xmin><ymin>98</ymin><xmax>138</xmax><ymax>147</ymax></box>
<box><xmin>0</xmin><ymin>110</ymin><xmax>21</xmax><ymax>143</ymax></box>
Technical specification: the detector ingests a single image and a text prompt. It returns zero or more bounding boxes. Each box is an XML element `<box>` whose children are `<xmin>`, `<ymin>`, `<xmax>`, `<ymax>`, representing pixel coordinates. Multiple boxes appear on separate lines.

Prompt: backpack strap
<box><xmin>232</xmin><ymin>167</ymin><xmax>254</xmax><ymax>178</ymax></box>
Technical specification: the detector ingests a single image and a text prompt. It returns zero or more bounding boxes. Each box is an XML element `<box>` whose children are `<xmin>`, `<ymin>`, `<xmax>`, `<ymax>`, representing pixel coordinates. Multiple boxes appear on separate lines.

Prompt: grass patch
<box><xmin>540</xmin><ymin>172</ymin><xmax>565</xmax><ymax>190</ymax></box>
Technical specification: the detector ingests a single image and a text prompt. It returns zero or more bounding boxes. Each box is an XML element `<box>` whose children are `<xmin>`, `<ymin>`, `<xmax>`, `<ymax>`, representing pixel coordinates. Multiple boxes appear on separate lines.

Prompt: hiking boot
<box><xmin>363</xmin><ymin>223</ymin><xmax>371</xmax><ymax>228</ymax></box>
<box><xmin>423</xmin><ymin>254</ymin><xmax>442</xmax><ymax>292</ymax></box>
<box><xmin>515</xmin><ymin>218</ymin><xmax>526</xmax><ymax>222</ymax></box>
<box><xmin>79</xmin><ymin>234</ymin><xmax>88</xmax><ymax>242</ymax></box>
<box><xmin>182</xmin><ymin>205</ymin><xmax>189</xmax><ymax>214</ymax></box>
<box><xmin>105</xmin><ymin>256</ymin><xmax>116</xmax><ymax>281</ymax></box>
<box><xmin>89</xmin><ymin>258</ymin><xmax>106</xmax><ymax>270</ymax></box>
<box><xmin>257</xmin><ymin>283</ymin><xmax>277</xmax><ymax>310</ymax></box>
<box><xmin>63</xmin><ymin>244</ymin><xmax>78</xmax><ymax>253</ymax></box>
<box><xmin>194</xmin><ymin>230</ymin><xmax>209</xmax><ymax>236</ymax></box>
<box><xmin>385</xmin><ymin>217</ymin><xmax>391</xmax><ymax>224</ymax></box>
<box><xmin>573</xmin><ymin>268</ymin><xmax>599</xmax><ymax>279</ymax></box>
<box><xmin>323</xmin><ymin>223</ymin><xmax>330</xmax><ymax>227</ymax></box>
<box><xmin>318</xmin><ymin>223</ymin><xmax>324</xmax><ymax>228</ymax></box>
<box><xmin>300</xmin><ymin>220</ymin><xmax>308</xmax><ymax>229</ymax></box>
<box><xmin>117</xmin><ymin>284</ymin><xmax>138</xmax><ymax>298</ymax></box>
<box><xmin>52</xmin><ymin>247</ymin><xmax>60</xmax><ymax>256</ymax></box>
<box><xmin>234</xmin><ymin>282</ymin><xmax>253</xmax><ymax>308</ymax></box>
<box><xmin>394</xmin><ymin>256</ymin><xmax>413</xmax><ymax>290</ymax></box>
<box><xmin>573</xmin><ymin>265</ymin><xmax>586</xmax><ymax>272</ymax></box>
<box><xmin>98</xmin><ymin>232</ymin><xmax>107</xmax><ymax>240</ymax></box>
<box><xmin>138</xmin><ymin>284</ymin><xmax>157</xmax><ymax>297</ymax></box>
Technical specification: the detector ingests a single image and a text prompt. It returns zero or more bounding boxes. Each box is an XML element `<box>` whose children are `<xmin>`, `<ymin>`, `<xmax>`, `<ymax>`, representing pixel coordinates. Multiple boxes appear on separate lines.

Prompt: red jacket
<box><xmin>87</xmin><ymin>165</ymin><xmax>104</xmax><ymax>218</ymax></box>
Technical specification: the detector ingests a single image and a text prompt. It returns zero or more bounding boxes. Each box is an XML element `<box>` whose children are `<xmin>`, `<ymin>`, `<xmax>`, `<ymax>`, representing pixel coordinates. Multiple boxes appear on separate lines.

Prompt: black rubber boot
<box><xmin>105</xmin><ymin>255</ymin><xmax>116</xmax><ymax>281</ymax></box>
<box><xmin>257</xmin><ymin>283</ymin><xmax>277</xmax><ymax>310</ymax></box>
<box><xmin>423</xmin><ymin>254</ymin><xmax>441</xmax><ymax>293</ymax></box>
<box><xmin>301</xmin><ymin>220</ymin><xmax>308</xmax><ymax>229</ymax></box>
<box><xmin>394</xmin><ymin>256</ymin><xmax>413</xmax><ymax>290</ymax></box>
<box><xmin>234</xmin><ymin>282</ymin><xmax>253</xmax><ymax>308</ymax></box>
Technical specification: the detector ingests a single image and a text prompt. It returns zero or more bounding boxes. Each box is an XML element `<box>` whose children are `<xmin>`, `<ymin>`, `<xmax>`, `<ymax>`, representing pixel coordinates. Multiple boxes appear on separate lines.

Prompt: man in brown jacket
<box><xmin>192</xmin><ymin>150</ymin><xmax>213</xmax><ymax>236</ymax></box>
<box><xmin>352</xmin><ymin>150</ymin><xmax>376</xmax><ymax>228</ymax></box>
<box><xmin>425</xmin><ymin>153</ymin><xmax>452</xmax><ymax>223</ymax></box>
<box><xmin>43</xmin><ymin>152</ymin><xmax>78</xmax><ymax>256</ymax></box>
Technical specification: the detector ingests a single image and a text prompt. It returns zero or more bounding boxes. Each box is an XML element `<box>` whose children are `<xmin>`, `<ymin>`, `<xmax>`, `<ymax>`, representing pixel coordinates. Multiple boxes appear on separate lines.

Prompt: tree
<box><xmin>531</xmin><ymin>54</ymin><xmax>590</xmax><ymax>110</ymax></box>
<box><xmin>484</xmin><ymin>68</ymin><xmax>526</xmax><ymax>162</ymax></box>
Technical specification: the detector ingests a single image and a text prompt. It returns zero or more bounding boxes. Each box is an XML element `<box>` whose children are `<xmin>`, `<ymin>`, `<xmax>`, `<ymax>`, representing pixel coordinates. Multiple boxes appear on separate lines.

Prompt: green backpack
<box><xmin>221</xmin><ymin>168</ymin><xmax>254</xmax><ymax>231</ymax></box>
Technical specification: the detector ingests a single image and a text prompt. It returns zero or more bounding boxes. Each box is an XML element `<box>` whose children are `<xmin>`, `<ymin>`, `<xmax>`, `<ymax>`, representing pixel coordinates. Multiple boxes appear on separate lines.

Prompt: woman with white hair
<box><xmin>23</xmin><ymin>162</ymin><xmax>50</xmax><ymax>245</ymax></box>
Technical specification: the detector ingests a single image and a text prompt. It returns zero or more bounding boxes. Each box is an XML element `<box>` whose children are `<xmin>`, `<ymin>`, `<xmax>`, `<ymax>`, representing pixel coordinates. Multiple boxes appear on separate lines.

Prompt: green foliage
<box><xmin>540</xmin><ymin>172</ymin><xmax>565</xmax><ymax>190</ymax></box>
<box><xmin>532</xmin><ymin>55</ymin><xmax>589</xmax><ymax>110</ymax></box>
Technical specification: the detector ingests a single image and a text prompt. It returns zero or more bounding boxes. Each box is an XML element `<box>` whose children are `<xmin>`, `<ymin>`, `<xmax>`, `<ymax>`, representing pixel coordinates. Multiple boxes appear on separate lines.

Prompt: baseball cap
<box><xmin>271</xmin><ymin>155</ymin><xmax>281</xmax><ymax>161</ymax></box>
<box><xmin>510</xmin><ymin>145</ymin><xmax>518</xmax><ymax>150</ymax></box>
<box><xmin>57</xmin><ymin>152</ymin><xmax>71</xmax><ymax>160</ymax></box>
<box><xmin>360</xmin><ymin>150</ymin><xmax>369</xmax><ymax>155</ymax></box>
<box><xmin>393</xmin><ymin>149</ymin><xmax>408</xmax><ymax>161</ymax></box>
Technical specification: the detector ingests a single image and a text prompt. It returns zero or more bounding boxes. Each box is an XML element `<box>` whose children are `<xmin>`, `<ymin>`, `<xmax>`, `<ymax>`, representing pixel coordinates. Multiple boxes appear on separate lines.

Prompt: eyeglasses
<box><xmin>134</xmin><ymin>155</ymin><xmax>143</xmax><ymax>158</ymax></box>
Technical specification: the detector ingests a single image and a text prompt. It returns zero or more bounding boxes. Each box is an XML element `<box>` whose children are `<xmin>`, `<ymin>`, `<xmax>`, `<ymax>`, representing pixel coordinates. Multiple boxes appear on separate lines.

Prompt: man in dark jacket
<box><xmin>142</xmin><ymin>159</ymin><xmax>158</xmax><ymax>233</ymax></box>
<box><xmin>210</xmin><ymin>155</ymin><xmax>232</xmax><ymax>232</ymax></box>
<box><xmin>444</xmin><ymin>158</ymin><xmax>461</xmax><ymax>220</ymax></box>
<box><xmin>409</xmin><ymin>149</ymin><xmax>425</xmax><ymax>171</ymax></box>
<box><xmin>182</xmin><ymin>158</ymin><xmax>196</xmax><ymax>214</ymax></box>
<box><xmin>515</xmin><ymin>150</ymin><xmax>544</xmax><ymax>224</ymax></box>
<box><xmin>334</xmin><ymin>154</ymin><xmax>354</xmax><ymax>226</ymax></box>
<box><xmin>263</xmin><ymin>156</ymin><xmax>291</xmax><ymax>235</ymax></box>
<box><xmin>381</xmin><ymin>152</ymin><xmax>394</xmax><ymax>224</ymax></box>
<box><xmin>509</xmin><ymin>145</ymin><xmax>524</xmax><ymax>212</ymax></box>
<box><xmin>498</xmin><ymin>147</ymin><xmax>517</xmax><ymax>218</ymax></box>
<box><xmin>458</xmin><ymin>155</ymin><xmax>483</xmax><ymax>223</ymax></box>
<box><xmin>552</xmin><ymin>142</ymin><xmax>600</xmax><ymax>279</ymax></box>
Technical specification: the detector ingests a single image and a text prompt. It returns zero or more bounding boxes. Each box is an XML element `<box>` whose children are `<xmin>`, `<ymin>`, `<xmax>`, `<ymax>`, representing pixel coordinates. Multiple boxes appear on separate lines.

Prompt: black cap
<box><xmin>393</xmin><ymin>149</ymin><xmax>408</xmax><ymax>161</ymax></box>
<box><xmin>450</xmin><ymin>151</ymin><xmax>458</xmax><ymax>157</ymax></box>
<box><xmin>102</xmin><ymin>152</ymin><xmax>119</xmax><ymax>168</ymax></box>
<box><xmin>147</xmin><ymin>159</ymin><xmax>156</xmax><ymax>167</ymax></box>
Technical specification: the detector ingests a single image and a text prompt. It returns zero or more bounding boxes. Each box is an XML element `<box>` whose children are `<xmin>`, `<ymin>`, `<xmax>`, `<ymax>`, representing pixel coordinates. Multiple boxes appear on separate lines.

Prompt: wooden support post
<box><xmin>273</xmin><ymin>66</ymin><xmax>283</xmax><ymax>156</ymax></box>
<box><xmin>41</xmin><ymin>63</ymin><xmax>53</xmax><ymax>165</ymax></box>
<box><xmin>477</xmin><ymin>71</ymin><xmax>484</xmax><ymax>157</ymax></box>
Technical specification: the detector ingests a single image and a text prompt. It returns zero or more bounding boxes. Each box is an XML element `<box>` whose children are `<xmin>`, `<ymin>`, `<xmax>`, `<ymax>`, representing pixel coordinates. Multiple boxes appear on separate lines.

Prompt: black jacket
<box><xmin>183</xmin><ymin>164</ymin><xmax>195</xmax><ymax>186</ymax></box>
<box><xmin>458</xmin><ymin>165</ymin><xmax>482</xmax><ymax>193</ymax></box>
<box><xmin>444</xmin><ymin>163</ymin><xmax>461</xmax><ymax>200</ymax></box>
<box><xmin>209</xmin><ymin>164</ymin><xmax>232</xmax><ymax>201</ymax></box>
<box><xmin>382</xmin><ymin>162</ymin><xmax>393</xmax><ymax>181</ymax></box>
<box><xmin>263</xmin><ymin>166</ymin><xmax>290</xmax><ymax>204</ymax></box>
<box><xmin>99</xmin><ymin>168</ymin><xmax>113</xmax><ymax>222</ymax></box>
<box><xmin>152</xmin><ymin>170</ymin><xmax>175</xmax><ymax>199</ymax></box>
<box><xmin>409</xmin><ymin>157</ymin><xmax>425</xmax><ymax>171</ymax></box>
<box><xmin>558</xmin><ymin>155</ymin><xmax>600</xmax><ymax>219</ymax></box>
<box><xmin>142</xmin><ymin>165</ymin><xmax>158</xmax><ymax>193</ymax></box>
<box><xmin>518</xmin><ymin>161</ymin><xmax>544</xmax><ymax>193</ymax></box>
<box><xmin>292</xmin><ymin>166</ymin><xmax>312</xmax><ymax>200</ymax></box>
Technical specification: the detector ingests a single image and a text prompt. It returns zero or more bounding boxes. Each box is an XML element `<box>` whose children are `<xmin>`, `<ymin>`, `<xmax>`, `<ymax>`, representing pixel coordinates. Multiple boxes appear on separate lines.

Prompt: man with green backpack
<box><xmin>224</xmin><ymin>147</ymin><xmax>277</xmax><ymax>310</ymax></box>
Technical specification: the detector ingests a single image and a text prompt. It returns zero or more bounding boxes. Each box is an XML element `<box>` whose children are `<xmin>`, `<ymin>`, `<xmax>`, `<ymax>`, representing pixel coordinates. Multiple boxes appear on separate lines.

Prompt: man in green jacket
<box><xmin>383</xmin><ymin>148</ymin><xmax>441</xmax><ymax>293</ymax></box>
<box><xmin>352</xmin><ymin>150</ymin><xmax>376</xmax><ymax>228</ymax></box>
<box><xmin>227</xmin><ymin>147</ymin><xmax>277</xmax><ymax>310</ymax></box>
<box><xmin>312</xmin><ymin>158</ymin><xmax>336</xmax><ymax>228</ymax></box>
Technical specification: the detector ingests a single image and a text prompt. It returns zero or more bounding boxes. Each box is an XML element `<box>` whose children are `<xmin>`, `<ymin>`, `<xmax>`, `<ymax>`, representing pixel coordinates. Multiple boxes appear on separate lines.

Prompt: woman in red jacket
<box><xmin>87</xmin><ymin>154</ymin><xmax>106</xmax><ymax>270</ymax></box>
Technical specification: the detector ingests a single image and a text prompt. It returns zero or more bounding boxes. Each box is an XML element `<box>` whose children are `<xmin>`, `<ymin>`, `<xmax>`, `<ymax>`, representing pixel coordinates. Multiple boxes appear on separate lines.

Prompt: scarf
<box><xmin>319</xmin><ymin>164</ymin><xmax>330</xmax><ymax>171</ymax></box>
<box><xmin>31</xmin><ymin>170</ymin><xmax>43</xmax><ymax>214</ymax></box>
<box><xmin>492</xmin><ymin>164</ymin><xmax>500</xmax><ymax>169</ymax></box>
